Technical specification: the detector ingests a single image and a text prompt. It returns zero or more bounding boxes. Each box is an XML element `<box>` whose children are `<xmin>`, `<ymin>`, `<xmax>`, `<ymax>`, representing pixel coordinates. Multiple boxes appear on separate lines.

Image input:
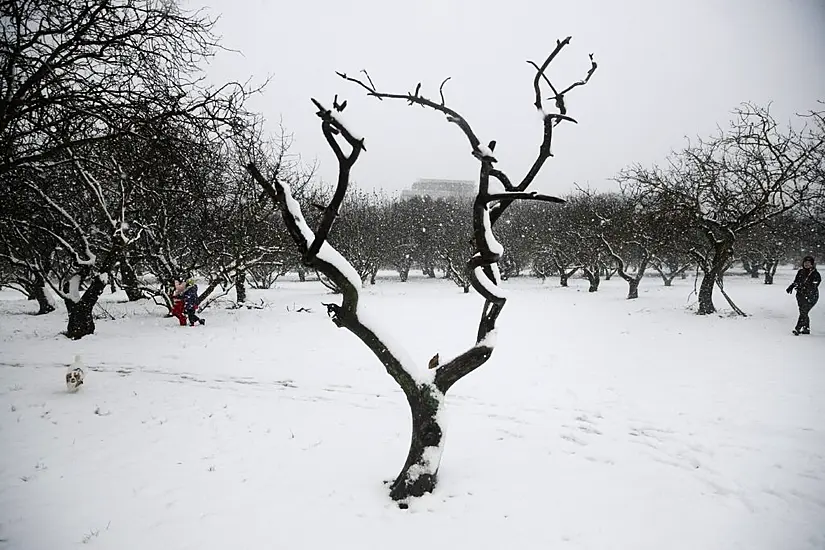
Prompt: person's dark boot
<box><xmin>801</xmin><ymin>327</ymin><xmax>810</xmax><ymax>335</ymax></box>
<box><xmin>198</xmin><ymin>319</ymin><xmax>205</xmax><ymax>325</ymax></box>
<box><xmin>793</xmin><ymin>328</ymin><xmax>801</xmax><ymax>336</ymax></box>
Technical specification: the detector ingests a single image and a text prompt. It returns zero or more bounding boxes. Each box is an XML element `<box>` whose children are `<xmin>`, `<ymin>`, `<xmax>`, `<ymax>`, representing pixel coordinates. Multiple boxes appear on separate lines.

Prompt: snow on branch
<box><xmin>336</xmin><ymin>40</ymin><xmax>595</xmax><ymax>385</ymax></box>
<box><xmin>247</xmin><ymin>118</ymin><xmax>429</xmax><ymax>396</ymax></box>
<box><xmin>22</xmin><ymin>182</ymin><xmax>97</xmax><ymax>267</ymax></box>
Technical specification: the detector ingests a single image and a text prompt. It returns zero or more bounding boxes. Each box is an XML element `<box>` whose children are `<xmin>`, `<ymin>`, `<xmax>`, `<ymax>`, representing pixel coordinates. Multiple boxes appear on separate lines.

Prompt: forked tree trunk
<box><xmin>653</xmin><ymin>264</ymin><xmax>690</xmax><ymax>287</ymax></box>
<box><xmin>246</xmin><ymin>38</ymin><xmax>595</xmax><ymax>506</ymax></box>
<box><xmin>582</xmin><ymin>266</ymin><xmax>600</xmax><ymax>292</ymax></box>
<box><xmin>603</xmin><ymin>241</ymin><xmax>649</xmax><ymax>300</ymax></box>
<box><xmin>64</xmin><ymin>276</ymin><xmax>108</xmax><ymax>340</ymax></box>
<box><xmin>557</xmin><ymin>266</ymin><xmax>578</xmax><ymax>287</ymax></box>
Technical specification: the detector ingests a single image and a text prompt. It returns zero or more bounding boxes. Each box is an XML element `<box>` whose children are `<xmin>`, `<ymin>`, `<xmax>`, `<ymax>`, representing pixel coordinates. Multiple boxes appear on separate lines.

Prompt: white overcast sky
<box><xmin>186</xmin><ymin>0</ymin><xmax>825</xmax><ymax>195</ymax></box>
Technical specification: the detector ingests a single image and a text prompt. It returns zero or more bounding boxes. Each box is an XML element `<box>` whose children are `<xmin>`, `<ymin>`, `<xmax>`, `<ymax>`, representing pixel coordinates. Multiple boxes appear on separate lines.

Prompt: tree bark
<box><xmin>742</xmin><ymin>260</ymin><xmax>760</xmax><ymax>278</ymax></box>
<box><xmin>602</xmin><ymin>240</ymin><xmax>649</xmax><ymax>300</ymax></box>
<box><xmin>388</xmin><ymin>386</ymin><xmax>444</xmax><ymax>504</ymax></box>
<box><xmin>31</xmin><ymin>274</ymin><xmax>55</xmax><ymax>314</ymax></box>
<box><xmin>763</xmin><ymin>260</ymin><xmax>778</xmax><ymax>285</ymax></box>
<box><xmin>582</xmin><ymin>266</ymin><xmax>600</xmax><ymax>292</ymax></box>
<box><xmin>652</xmin><ymin>264</ymin><xmax>689</xmax><ymax>287</ymax></box>
<box><xmin>697</xmin><ymin>269</ymin><xmax>718</xmax><ymax>314</ymax></box>
<box><xmin>64</xmin><ymin>276</ymin><xmax>107</xmax><ymax>340</ymax></box>
<box><xmin>119</xmin><ymin>256</ymin><xmax>144</xmax><ymax>301</ymax></box>
<box><xmin>558</xmin><ymin>266</ymin><xmax>578</xmax><ymax>287</ymax></box>
<box><xmin>235</xmin><ymin>267</ymin><xmax>247</xmax><ymax>303</ymax></box>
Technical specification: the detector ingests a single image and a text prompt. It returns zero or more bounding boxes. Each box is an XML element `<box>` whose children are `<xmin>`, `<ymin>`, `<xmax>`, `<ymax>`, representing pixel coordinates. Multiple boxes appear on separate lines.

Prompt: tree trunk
<box><xmin>297</xmin><ymin>265</ymin><xmax>307</xmax><ymax>282</ymax></box>
<box><xmin>558</xmin><ymin>266</ymin><xmax>577</xmax><ymax>287</ymax></box>
<box><xmin>763</xmin><ymin>260</ymin><xmax>778</xmax><ymax>285</ymax></box>
<box><xmin>697</xmin><ymin>269</ymin><xmax>719</xmax><ymax>314</ymax></box>
<box><xmin>582</xmin><ymin>267</ymin><xmax>600</xmax><ymax>292</ymax></box>
<box><xmin>389</xmin><ymin>386</ymin><xmax>444</xmax><ymax>504</ymax></box>
<box><xmin>627</xmin><ymin>279</ymin><xmax>640</xmax><ymax>299</ymax></box>
<box><xmin>369</xmin><ymin>266</ymin><xmax>378</xmax><ymax>285</ymax></box>
<box><xmin>120</xmin><ymin>257</ymin><xmax>144</xmax><ymax>301</ymax></box>
<box><xmin>64</xmin><ymin>276</ymin><xmax>107</xmax><ymax>340</ymax></box>
<box><xmin>236</xmin><ymin>268</ymin><xmax>247</xmax><ymax>303</ymax></box>
<box><xmin>398</xmin><ymin>264</ymin><xmax>410</xmax><ymax>282</ymax></box>
<box><xmin>31</xmin><ymin>274</ymin><xmax>55</xmax><ymax>315</ymax></box>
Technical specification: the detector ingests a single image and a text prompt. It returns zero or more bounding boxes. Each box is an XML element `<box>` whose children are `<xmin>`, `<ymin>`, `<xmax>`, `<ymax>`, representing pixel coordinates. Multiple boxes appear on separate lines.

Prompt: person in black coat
<box><xmin>786</xmin><ymin>256</ymin><xmax>820</xmax><ymax>335</ymax></box>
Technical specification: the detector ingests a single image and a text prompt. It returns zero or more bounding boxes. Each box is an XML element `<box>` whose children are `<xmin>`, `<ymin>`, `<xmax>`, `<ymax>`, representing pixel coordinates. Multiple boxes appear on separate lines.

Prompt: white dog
<box><xmin>66</xmin><ymin>355</ymin><xmax>85</xmax><ymax>392</ymax></box>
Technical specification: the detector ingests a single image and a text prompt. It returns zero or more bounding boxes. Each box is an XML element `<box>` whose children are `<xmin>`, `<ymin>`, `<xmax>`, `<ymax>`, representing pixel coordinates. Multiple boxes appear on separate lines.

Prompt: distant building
<box><xmin>401</xmin><ymin>178</ymin><xmax>476</xmax><ymax>200</ymax></box>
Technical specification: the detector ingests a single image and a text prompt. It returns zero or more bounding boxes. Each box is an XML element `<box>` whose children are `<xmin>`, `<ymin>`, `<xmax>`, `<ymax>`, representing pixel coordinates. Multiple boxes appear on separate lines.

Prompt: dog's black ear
<box><xmin>66</xmin><ymin>373</ymin><xmax>72</xmax><ymax>382</ymax></box>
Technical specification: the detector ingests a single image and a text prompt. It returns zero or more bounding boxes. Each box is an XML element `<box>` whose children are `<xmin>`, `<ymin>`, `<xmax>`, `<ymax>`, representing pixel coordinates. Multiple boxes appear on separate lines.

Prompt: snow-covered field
<box><xmin>1</xmin><ymin>270</ymin><xmax>823</xmax><ymax>550</ymax></box>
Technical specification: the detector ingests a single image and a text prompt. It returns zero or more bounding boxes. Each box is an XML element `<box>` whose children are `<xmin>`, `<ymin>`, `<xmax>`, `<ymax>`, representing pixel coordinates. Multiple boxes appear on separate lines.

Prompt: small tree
<box><xmin>248</xmin><ymin>39</ymin><xmax>596</xmax><ymax>504</ymax></box>
<box><xmin>589</xmin><ymin>192</ymin><xmax>652</xmax><ymax>300</ymax></box>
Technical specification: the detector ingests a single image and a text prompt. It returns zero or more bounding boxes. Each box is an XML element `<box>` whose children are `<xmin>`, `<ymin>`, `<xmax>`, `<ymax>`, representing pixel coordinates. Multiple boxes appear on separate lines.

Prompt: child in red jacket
<box><xmin>170</xmin><ymin>279</ymin><xmax>187</xmax><ymax>326</ymax></box>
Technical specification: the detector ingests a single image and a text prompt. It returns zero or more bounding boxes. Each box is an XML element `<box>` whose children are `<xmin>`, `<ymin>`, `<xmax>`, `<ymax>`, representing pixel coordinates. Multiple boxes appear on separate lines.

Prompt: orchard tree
<box><xmin>248</xmin><ymin>38</ymin><xmax>596</xmax><ymax>504</ymax></box>
<box><xmin>564</xmin><ymin>192</ymin><xmax>604</xmax><ymax>292</ymax></box>
<box><xmin>737</xmin><ymin>213</ymin><xmax>804</xmax><ymax>285</ymax></box>
<box><xmin>382</xmin><ymin>198</ymin><xmax>420</xmax><ymax>282</ymax></box>
<box><xmin>619</xmin><ymin>104</ymin><xmax>824</xmax><ymax>315</ymax></box>
<box><xmin>533</xmin><ymin>200</ymin><xmax>581</xmax><ymax>286</ymax></box>
<box><xmin>0</xmin><ymin>0</ymin><xmax>256</xmax><ymax>336</ymax></box>
<box><xmin>589</xmin><ymin>192</ymin><xmax>652</xmax><ymax>299</ymax></box>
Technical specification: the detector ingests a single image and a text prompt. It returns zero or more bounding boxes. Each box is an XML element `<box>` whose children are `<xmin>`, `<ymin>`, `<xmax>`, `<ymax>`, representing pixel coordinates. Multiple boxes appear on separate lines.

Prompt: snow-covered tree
<box><xmin>248</xmin><ymin>39</ymin><xmax>596</xmax><ymax>504</ymax></box>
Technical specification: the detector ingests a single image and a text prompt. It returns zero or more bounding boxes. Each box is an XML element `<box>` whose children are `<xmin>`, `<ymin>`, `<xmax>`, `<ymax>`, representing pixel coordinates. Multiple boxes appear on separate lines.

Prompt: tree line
<box><xmin>1</xmin><ymin>1</ymin><xmax>823</xmax><ymax>340</ymax></box>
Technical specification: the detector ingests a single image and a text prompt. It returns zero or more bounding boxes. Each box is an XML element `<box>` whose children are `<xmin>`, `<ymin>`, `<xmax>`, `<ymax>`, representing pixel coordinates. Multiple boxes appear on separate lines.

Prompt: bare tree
<box><xmin>1</xmin><ymin>0</ymin><xmax>253</xmax><ymax>175</ymax></box>
<box><xmin>563</xmin><ymin>193</ymin><xmax>604</xmax><ymax>292</ymax></box>
<box><xmin>532</xmin><ymin>200</ymin><xmax>581</xmax><ymax>286</ymax></box>
<box><xmin>382</xmin><ymin>198</ymin><xmax>419</xmax><ymax>282</ymax></box>
<box><xmin>587</xmin><ymin>192</ymin><xmax>652</xmax><ymax>299</ymax></box>
<box><xmin>248</xmin><ymin>39</ymin><xmax>595</xmax><ymax>504</ymax></box>
<box><xmin>619</xmin><ymin>104</ymin><xmax>824</xmax><ymax>315</ymax></box>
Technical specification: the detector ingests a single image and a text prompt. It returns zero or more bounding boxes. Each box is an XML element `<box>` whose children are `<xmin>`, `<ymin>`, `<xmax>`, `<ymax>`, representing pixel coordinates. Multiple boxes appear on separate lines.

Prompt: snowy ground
<box><xmin>1</xmin><ymin>269</ymin><xmax>823</xmax><ymax>550</ymax></box>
